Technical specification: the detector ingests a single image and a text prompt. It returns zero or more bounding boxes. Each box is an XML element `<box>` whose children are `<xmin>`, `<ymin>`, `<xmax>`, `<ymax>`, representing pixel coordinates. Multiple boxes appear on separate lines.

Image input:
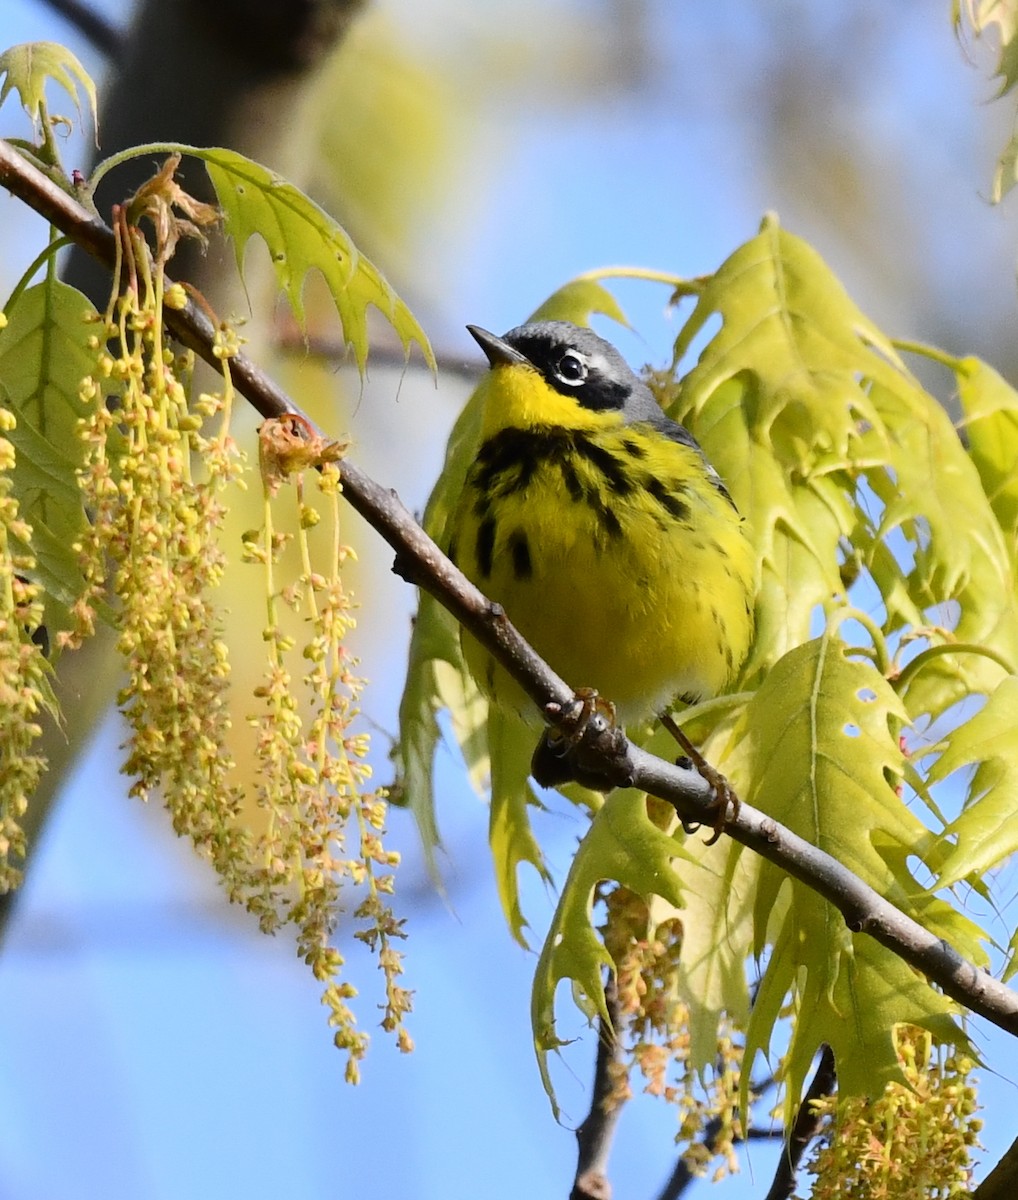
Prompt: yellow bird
<box><xmin>448</xmin><ymin>320</ymin><xmax>755</xmax><ymax>782</ymax></box>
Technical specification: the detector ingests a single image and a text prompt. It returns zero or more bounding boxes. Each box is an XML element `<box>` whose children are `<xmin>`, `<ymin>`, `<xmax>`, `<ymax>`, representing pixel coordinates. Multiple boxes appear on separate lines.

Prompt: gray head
<box><xmin>467</xmin><ymin>320</ymin><xmax>664</xmax><ymax>421</ymax></box>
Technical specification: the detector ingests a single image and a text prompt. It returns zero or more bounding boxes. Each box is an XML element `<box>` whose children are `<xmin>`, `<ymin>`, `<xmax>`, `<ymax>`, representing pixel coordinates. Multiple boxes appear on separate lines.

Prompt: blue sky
<box><xmin>2</xmin><ymin>2</ymin><xmax>1018</xmax><ymax>1197</ymax></box>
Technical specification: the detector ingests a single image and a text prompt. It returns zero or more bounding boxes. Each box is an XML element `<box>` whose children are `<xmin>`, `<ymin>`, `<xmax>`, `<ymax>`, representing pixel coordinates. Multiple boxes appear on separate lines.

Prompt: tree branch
<box><xmin>974</xmin><ymin>1133</ymin><xmax>1018</xmax><ymax>1200</ymax></box>
<box><xmin>763</xmin><ymin>1046</ymin><xmax>836</xmax><ymax>1200</ymax></box>
<box><xmin>276</xmin><ymin>329</ymin><xmax>484</xmax><ymax>383</ymax></box>
<box><xmin>571</xmin><ymin>976</ymin><xmax>627</xmax><ymax>1200</ymax></box>
<box><xmin>3</xmin><ymin>138</ymin><xmax>1018</xmax><ymax>1042</ymax></box>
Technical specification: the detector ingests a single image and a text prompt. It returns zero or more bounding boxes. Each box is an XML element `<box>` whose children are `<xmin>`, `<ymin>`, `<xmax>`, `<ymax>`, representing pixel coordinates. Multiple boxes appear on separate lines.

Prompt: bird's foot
<box><xmin>532</xmin><ymin>689</ymin><xmax>635</xmax><ymax>791</ymax></box>
<box><xmin>661</xmin><ymin>713</ymin><xmax>739</xmax><ymax>845</ymax></box>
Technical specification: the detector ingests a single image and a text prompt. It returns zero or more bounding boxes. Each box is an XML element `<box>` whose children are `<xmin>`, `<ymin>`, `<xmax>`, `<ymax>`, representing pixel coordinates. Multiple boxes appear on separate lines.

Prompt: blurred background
<box><xmin>1</xmin><ymin>1</ymin><xmax>1017</xmax><ymax>1196</ymax></box>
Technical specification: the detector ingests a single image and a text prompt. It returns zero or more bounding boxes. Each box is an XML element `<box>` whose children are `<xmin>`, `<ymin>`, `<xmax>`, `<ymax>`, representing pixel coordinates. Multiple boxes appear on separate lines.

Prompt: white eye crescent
<box><xmin>555</xmin><ymin>350</ymin><xmax>588</xmax><ymax>385</ymax></box>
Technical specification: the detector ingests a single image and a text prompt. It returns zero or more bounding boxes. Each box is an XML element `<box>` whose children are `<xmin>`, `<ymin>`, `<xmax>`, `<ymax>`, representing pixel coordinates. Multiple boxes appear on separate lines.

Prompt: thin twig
<box><xmin>655</xmin><ymin>1075</ymin><xmax>778</xmax><ymax>1200</ymax></box>
<box><xmin>41</xmin><ymin>0</ymin><xmax>123</xmax><ymax>57</ymax></box>
<box><xmin>3</xmin><ymin>138</ymin><xmax>1018</xmax><ymax>1041</ymax></box>
<box><xmin>571</xmin><ymin>976</ymin><xmax>626</xmax><ymax>1200</ymax></box>
<box><xmin>657</xmin><ymin>1115</ymin><xmax>737</xmax><ymax>1200</ymax></box>
<box><xmin>276</xmin><ymin>329</ymin><xmax>484</xmax><ymax>383</ymax></box>
<box><xmin>657</xmin><ymin>1112</ymin><xmax>730</xmax><ymax>1199</ymax></box>
<box><xmin>763</xmin><ymin>1046</ymin><xmax>836</xmax><ymax>1200</ymax></box>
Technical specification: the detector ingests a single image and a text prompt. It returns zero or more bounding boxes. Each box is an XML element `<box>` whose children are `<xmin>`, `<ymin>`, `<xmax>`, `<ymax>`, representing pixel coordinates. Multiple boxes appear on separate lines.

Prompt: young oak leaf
<box><xmin>748</xmin><ymin>922</ymin><xmax>964</xmax><ymax>1124</ymax></box>
<box><xmin>0</xmin><ymin>277</ymin><xmax>100</xmax><ymax>631</ymax></box>
<box><xmin>927</xmin><ymin>674</ymin><xmax>1018</xmax><ymax>887</ymax></box>
<box><xmin>673</xmin><ymin>837</ymin><xmax>758</xmax><ymax>1073</ymax></box>
<box><xmin>727</xmin><ymin>634</ymin><xmax>978</xmax><ymax>1114</ymax></box>
<box><xmin>667</xmin><ymin>216</ymin><xmax>1017</xmax><ymax>720</ymax></box>
<box><xmin>488</xmin><ymin>708</ymin><xmax>552</xmax><ymax>948</ymax></box>
<box><xmin>672</xmin><ymin>214</ymin><xmax>901</xmax><ymax>466</ymax></box>
<box><xmin>863</xmin><ymin>376</ymin><xmax>1018</xmax><ymax>720</ymax></box>
<box><xmin>192</xmin><ymin>147</ymin><xmax>435</xmax><ymax>375</ymax></box>
<box><xmin>0</xmin><ymin>41</ymin><xmax>97</xmax><ymax>142</ymax></box>
<box><xmin>954</xmin><ymin>2</ymin><xmax>1018</xmax><ymax>199</ymax></box>
<box><xmin>955</xmin><ymin>354</ymin><xmax>1018</xmax><ymax>557</ymax></box>
<box><xmin>526</xmin><ymin>277</ymin><xmax>629</xmax><ymax>327</ymax></box>
<box><xmin>392</xmin><ymin>619</ymin><xmax>461</xmax><ymax>874</ymax></box>
<box><xmin>645</xmin><ymin>713</ymin><xmax>760</xmax><ymax>1073</ymax></box>
<box><xmin>954</xmin><ymin>0</ymin><xmax>1018</xmax><ymax>91</ymax></box>
<box><xmin>530</xmin><ymin>787</ymin><xmax>691</xmax><ymax>1120</ymax></box>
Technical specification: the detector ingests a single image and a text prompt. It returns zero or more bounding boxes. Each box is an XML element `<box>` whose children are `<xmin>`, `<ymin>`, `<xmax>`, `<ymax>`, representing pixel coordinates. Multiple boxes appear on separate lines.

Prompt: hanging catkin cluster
<box><xmin>65</xmin><ymin>169</ymin><xmax>410</xmax><ymax>1076</ymax></box>
<box><xmin>601</xmin><ymin>881</ymin><xmax>743</xmax><ymax>1182</ymax></box>
<box><xmin>806</xmin><ymin>1026</ymin><xmax>980</xmax><ymax>1198</ymax></box>
<box><xmin>247</xmin><ymin>415</ymin><xmax>412</xmax><ymax>1077</ymax></box>
<box><xmin>0</xmin><ymin>312</ymin><xmax>55</xmax><ymax>893</ymax></box>
<box><xmin>72</xmin><ymin>231</ymin><xmax>246</xmax><ymax>879</ymax></box>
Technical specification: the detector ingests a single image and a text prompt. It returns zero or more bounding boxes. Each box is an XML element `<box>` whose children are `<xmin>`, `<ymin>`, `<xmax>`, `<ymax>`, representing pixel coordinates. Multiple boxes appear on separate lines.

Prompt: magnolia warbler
<box><xmin>448</xmin><ymin>320</ymin><xmax>755</xmax><ymax>784</ymax></box>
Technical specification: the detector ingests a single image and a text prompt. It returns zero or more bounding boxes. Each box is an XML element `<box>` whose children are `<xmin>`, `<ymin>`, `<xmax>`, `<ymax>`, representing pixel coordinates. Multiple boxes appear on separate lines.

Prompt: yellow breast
<box><xmin>449</xmin><ymin>415</ymin><xmax>755</xmax><ymax>727</ymax></box>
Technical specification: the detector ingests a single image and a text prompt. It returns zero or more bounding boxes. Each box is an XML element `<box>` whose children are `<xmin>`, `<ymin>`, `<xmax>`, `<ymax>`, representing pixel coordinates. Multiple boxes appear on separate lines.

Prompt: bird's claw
<box><xmin>533</xmin><ymin>689</ymin><xmax>634</xmax><ymax>791</ymax></box>
<box><xmin>664</xmin><ymin>715</ymin><xmax>739</xmax><ymax>844</ymax></box>
<box><xmin>544</xmin><ymin>688</ymin><xmax>613</xmax><ymax>749</ymax></box>
<box><xmin>679</xmin><ymin>756</ymin><xmax>739</xmax><ymax>845</ymax></box>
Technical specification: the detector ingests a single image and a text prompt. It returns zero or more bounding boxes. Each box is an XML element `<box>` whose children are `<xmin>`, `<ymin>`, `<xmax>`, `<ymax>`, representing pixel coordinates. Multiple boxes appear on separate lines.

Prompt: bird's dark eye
<box><xmin>555</xmin><ymin>350</ymin><xmax>588</xmax><ymax>385</ymax></box>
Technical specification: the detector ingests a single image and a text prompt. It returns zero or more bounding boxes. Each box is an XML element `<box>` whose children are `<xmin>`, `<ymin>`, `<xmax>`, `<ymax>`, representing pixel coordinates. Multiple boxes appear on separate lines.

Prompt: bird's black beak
<box><xmin>467</xmin><ymin>325</ymin><xmax>529</xmax><ymax>369</ymax></box>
